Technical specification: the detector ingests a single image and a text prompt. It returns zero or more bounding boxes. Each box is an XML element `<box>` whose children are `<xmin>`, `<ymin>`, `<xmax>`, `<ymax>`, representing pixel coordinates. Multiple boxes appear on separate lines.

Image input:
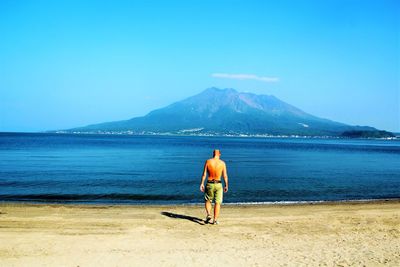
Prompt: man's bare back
<box><xmin>205</xmin><ymin>158</ymin><xmax>226</xmax><ymax>181</ymax></box>
<box><xmin>200</xmin><ymin>155</ymin><xmax>228</xmax><ymax>192</ymax></box>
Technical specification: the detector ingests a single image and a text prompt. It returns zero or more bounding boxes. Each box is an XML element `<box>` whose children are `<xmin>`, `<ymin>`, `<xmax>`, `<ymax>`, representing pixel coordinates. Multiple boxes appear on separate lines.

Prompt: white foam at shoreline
<box><xmin>223</xmin><ymin>198</ymin><xmax>400</xmax><ymax>205</ymax></box>
<box><xmin>180</xmin><ymin>198</ymin><xmax>400</xmax><ymax>206</ymax></box>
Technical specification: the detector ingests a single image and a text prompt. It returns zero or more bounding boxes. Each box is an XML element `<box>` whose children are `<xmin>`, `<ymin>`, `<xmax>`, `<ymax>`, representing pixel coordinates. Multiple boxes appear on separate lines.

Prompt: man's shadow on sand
<box><xmin>161</xmin><ymin>212</ymin><xmax>205</xmax><ymax>225</ymax></box>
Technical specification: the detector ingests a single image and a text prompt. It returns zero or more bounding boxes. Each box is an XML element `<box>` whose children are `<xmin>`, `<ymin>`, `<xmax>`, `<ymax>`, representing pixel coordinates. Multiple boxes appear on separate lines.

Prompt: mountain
<box><xmin>63</xmin><ymin>87</ymin><xmax>393</xmax><ymax>137</ymax></box>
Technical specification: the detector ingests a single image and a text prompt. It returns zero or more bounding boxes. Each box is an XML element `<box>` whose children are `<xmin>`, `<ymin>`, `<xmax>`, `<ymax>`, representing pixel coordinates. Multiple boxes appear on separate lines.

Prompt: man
<box><xmin>200</xmin><ymin>149</ymin><xmax>228</xmax><ymax>225</ymax></box>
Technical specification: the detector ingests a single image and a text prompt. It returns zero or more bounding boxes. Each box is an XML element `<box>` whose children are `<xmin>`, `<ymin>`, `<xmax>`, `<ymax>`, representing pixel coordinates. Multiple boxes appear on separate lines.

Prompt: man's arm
<box><xmin>199</xmin><ymin>160</ymin><xmax>208</xmax><ymax>192</ymax></box>
<box><xmin>223</xmin><ymin>162</ymin><xmax>228</xmax><ymax>193</ymax></box>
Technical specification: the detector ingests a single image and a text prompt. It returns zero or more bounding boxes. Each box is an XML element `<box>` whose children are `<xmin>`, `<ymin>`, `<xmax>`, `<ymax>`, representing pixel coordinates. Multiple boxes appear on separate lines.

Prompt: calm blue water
<box><xmin>0</xmin><ymin>133</ymin><xmax>399</xmax><ymax>204</ymax></box>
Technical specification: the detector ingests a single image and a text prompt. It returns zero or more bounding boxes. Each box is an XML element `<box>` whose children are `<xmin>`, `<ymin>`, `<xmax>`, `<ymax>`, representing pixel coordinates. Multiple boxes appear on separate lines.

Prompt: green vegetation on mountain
<box><xmin>341</xmin><ymin>130</ymin><xmax>395</xmax><ymax>138</ymax></box>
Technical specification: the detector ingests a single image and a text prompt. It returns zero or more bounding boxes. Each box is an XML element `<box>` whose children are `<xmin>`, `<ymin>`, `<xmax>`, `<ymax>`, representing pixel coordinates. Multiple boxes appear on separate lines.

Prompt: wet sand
<box><xmin>0</xmin><ymin>201</ymin><xmax>399</xmax><ymax>266</ymax></box>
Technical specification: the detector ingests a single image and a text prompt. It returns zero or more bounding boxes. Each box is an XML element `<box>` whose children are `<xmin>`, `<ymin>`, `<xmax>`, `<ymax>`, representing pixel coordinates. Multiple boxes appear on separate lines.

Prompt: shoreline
<box><xmin>0</xmin><ymin>197</ymin><xmax>399</xmax><ymax>208</ymax></box>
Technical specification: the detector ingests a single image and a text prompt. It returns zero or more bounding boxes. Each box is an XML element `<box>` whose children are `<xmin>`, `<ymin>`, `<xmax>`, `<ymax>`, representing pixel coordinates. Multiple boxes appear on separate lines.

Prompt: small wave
<box><xmin>0</xmin><ymin>193</ymin><xmax>191</xmax><ymax>202</ymax></box>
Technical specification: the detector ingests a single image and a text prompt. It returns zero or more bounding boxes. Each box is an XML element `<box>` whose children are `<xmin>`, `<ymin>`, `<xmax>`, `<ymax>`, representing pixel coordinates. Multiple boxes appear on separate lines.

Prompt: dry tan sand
<box><xmin>0</xmin><ymin>201</ymin><xmax>399</xmax><ymax>266</ymax></box>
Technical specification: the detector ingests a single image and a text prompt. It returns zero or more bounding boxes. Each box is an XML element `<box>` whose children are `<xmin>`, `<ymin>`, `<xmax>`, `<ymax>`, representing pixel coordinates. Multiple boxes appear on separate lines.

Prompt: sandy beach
<box><xmin>0</xmin><ymin>201</ymin><xmax>399</xmax><ymax>266</ymax></box>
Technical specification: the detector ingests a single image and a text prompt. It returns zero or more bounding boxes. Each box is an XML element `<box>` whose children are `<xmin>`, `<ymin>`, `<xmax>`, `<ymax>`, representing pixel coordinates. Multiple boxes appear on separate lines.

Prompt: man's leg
<box><xmin>213</xmin><ymin>184</ymin><xmax>223</xmax><ymax>223</ymax></box>
<box><xmin>205</xmin><ymin>200</ymin><xmax>212</xmax><ymax>216</ymax></box>
<box><xmin>214</xmin><ymin>203</ymin><xmax>220</xmax><ymax>222</ymax></box>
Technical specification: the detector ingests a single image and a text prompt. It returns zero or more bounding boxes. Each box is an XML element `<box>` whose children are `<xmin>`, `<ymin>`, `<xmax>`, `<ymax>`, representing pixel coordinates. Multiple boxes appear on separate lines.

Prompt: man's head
<box><xmin>213</xmin><ymin>149</ymin><xmax>221</xmax><ymax>157</ymax></box>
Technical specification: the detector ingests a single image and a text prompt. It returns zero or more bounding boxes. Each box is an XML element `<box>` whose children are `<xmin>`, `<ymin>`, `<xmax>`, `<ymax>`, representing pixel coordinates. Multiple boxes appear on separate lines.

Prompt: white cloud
<box><xmin>212</xmin><ymin>73</ymin><xmax>279</xmax><ymax>83</ymax></box>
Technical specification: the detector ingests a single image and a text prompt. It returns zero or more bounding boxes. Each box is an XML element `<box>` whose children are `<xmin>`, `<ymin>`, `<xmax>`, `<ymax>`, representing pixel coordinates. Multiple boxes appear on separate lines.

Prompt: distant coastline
<box><xmin>0</xmin><ymin>130</ymin><xmax>397</xmax><ymax>140</ymax></box>
<box><xmin>50</xmin><ymin>130</ymin><xmax>398</xmax><ymax>140</ymax></box>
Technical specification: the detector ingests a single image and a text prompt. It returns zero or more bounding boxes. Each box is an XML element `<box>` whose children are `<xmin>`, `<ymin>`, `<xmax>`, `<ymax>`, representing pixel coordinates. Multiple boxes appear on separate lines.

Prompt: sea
<box><xmin>0</xmin><ymin>132</ymin><xmax>399</xmax><ymax>205</ymax></box>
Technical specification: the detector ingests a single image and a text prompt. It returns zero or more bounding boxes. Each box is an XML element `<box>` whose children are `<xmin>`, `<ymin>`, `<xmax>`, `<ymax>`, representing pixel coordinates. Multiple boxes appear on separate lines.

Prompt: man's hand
<box><xmin>224</xmin><ymin>186</ymin><xmax>228</xmax><ymax>193</ymax></box>
<box><xmin>200</xmin><ymin>184</ymin><xmax>205</xmax><ymax>192</ymax></box>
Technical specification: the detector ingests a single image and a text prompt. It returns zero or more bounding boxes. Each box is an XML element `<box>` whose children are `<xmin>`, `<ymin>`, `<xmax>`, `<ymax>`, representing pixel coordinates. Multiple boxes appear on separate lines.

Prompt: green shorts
<box><xmin>204</xmin><ymin>183</ymin><xmax>223</xmax><ymax>204</ymax></box>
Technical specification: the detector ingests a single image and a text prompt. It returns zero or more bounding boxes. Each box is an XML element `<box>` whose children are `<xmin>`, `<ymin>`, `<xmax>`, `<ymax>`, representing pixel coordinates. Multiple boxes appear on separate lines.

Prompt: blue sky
<box><xmin>0</xmin><ymin>0</ymin><xmax>399</xmax><ymax>132</ymax></box>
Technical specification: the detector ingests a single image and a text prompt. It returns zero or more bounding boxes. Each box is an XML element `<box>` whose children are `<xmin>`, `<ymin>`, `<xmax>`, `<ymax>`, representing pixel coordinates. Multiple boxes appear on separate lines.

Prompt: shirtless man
<box><xmin>200</xmin><ymin>149</ymin><xmax>228</xmax><ymax>224</ymax></box>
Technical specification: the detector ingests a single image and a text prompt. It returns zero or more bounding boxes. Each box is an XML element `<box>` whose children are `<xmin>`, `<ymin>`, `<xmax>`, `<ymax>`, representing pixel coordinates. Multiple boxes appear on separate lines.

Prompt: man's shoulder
<box><xmin>207</xmin><ymin>158</ymin><xmax>225</xmax><ymax>165</ymax></box>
